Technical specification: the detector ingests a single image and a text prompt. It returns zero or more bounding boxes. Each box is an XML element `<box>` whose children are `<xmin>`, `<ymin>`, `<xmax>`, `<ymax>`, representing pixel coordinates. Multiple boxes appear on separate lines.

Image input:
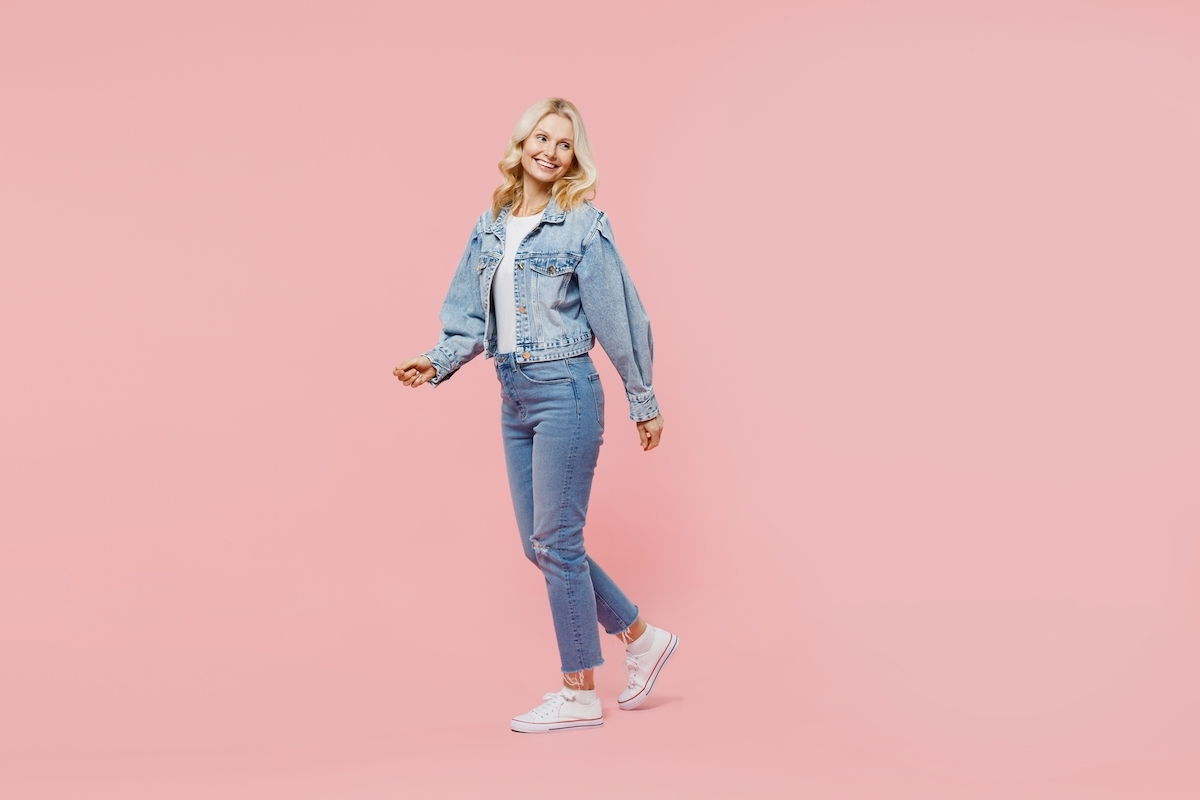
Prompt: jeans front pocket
<box><xmin>515</xmin><ymin>358</ymin><xmax>573</xmax><ymax>385</ymax></box>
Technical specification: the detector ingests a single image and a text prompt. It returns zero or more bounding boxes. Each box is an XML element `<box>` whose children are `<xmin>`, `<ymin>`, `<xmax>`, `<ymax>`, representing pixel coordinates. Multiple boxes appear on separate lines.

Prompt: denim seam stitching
<box><xmin>559</xmin><ymin>373</ymin><xmax>589</xmax><ymax>673</ymax></box>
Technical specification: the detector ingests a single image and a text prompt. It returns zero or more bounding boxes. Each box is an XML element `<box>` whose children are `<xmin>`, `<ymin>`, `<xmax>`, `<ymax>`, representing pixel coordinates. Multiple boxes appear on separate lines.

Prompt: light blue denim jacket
<box><xmin>423</xmin><ymin>199</ymin><xmax>659</xmax><ymax>422</ymax></box>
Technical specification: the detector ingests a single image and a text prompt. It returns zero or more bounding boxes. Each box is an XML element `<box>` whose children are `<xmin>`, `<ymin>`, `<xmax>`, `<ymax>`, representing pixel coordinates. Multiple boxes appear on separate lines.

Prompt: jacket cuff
<box><xmin>627</xmin><ymin>390</ymin><xmax>659</xmax><ymax>422</ymax></box>
<box><xmin>424</xmin><ymin>349</ymin><xmax>454</xmax><ymax>387</ymax></box>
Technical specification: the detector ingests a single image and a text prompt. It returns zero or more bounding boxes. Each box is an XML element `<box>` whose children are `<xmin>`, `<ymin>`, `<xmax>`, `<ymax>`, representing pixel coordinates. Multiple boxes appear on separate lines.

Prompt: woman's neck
<box><xmin>517</xmin><ymin>179</ymin><xmax>551</xmax><ymax>217</ymax></box>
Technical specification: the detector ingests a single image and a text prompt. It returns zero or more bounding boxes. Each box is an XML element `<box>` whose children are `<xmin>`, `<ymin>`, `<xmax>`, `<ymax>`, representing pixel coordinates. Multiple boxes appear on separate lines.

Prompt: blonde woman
<box><xmin>394</xmin><ymin>98</ymin><xmax>677</xmax><ymax>732</ymax></box>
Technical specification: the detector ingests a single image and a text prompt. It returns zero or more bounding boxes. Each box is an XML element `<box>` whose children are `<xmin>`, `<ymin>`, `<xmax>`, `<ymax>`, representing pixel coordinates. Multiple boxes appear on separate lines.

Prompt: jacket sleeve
<box><xmin>576</xmin><ymin>213</ymin><xmax>660</xmax><ymax>422</ymax></box>
<box><xmin>423</xmin><ymin>222</ymin><xmax>486</xmax><ymax>386</ymax></box>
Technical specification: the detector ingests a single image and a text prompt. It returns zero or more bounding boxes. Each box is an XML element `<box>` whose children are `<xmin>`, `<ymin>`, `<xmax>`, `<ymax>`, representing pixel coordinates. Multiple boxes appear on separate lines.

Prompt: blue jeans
<box><xmin>495</xmin><ymin>352</ymin><xmax>640</xmax><ymax>673</ymax></box>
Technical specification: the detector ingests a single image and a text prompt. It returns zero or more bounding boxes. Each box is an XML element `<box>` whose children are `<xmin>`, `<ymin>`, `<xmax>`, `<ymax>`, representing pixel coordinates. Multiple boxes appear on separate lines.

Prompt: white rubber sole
<box><xmin>510</xmin><ymin>717</ymin><xmax>604</xmax><ymax>734</ymax></box>
<box><xmin>618</xmin><ymin>632</ymin><xmax>679</xmax><ymax>710</ymax></box>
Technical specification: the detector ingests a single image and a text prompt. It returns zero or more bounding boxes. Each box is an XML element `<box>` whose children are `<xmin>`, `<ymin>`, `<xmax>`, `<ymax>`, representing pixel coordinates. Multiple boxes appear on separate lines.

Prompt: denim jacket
<box><xmin>423</xmin><ymin>199</ymin><xmax>659</xmax><ymax>422</ymax></box>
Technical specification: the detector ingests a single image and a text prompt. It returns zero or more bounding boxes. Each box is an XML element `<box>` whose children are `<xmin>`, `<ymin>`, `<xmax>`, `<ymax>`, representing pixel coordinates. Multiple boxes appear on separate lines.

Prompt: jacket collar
<box><xmin>488</xmin><ymin>196</ymin><xmax>567</xmax><ymax>234</ymax></box>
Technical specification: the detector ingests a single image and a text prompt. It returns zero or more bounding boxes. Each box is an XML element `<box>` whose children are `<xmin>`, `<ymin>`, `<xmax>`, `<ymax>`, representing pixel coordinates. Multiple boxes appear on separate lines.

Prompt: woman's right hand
<box><xmin>393</xmin><ymin>356</ymin><xmax>436</xmax><ymax>388</ymax></box>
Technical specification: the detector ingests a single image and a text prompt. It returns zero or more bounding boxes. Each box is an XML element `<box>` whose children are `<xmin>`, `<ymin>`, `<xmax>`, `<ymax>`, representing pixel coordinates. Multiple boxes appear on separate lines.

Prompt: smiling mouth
<box><xmin>534</xmin><ymin>158</ymin><xmax>558</xmax><ymax>170</ymax></box>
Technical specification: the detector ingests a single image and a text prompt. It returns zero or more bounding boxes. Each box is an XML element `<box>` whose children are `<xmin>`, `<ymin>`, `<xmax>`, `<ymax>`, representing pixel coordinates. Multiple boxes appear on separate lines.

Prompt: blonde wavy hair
<box><xmin>491</xmin><ymin>98</ymin><xmax>598</xmax><ymax>220</ymax></box>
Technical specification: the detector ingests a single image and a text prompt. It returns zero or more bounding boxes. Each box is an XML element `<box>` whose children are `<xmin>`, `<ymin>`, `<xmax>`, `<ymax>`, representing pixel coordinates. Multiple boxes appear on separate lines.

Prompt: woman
<box><xmin>394</xmin><ymin>98</ymin><xmax>677</xmax><ymax>733</ymax></box>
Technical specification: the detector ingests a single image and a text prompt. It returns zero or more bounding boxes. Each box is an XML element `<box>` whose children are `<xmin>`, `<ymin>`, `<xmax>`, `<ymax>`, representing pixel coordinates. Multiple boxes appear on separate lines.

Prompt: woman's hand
<box><xmin>393</xmin><ymin>356</ymin><xmax>437</xmax><ymax>388</ymax></box>
<box><xmin>636</xmin><ymin>413</ymin><xmax>664</xmax><ymax>451</ymax></box>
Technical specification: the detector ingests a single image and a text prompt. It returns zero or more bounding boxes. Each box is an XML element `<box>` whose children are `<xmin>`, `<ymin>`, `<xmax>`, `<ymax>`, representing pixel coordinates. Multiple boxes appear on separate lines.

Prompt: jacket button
<box><xmin>518</xmin><ymin>306</ymin><xmax>526</xmax><ymax>313</ymax></box>
<box><xmin>516</xmin><ymin>263</ymin><xmax>524</xmax><ymax>270</ymax></box>
<box><xmin>523</xmin><ymin>352</ymin><xmax>531</xmax><ymax>359</ymax></box>
<box><xmin>548</xmin><ymin>265</ymin><xmax>556</xmax><ymax>274</ymax></box>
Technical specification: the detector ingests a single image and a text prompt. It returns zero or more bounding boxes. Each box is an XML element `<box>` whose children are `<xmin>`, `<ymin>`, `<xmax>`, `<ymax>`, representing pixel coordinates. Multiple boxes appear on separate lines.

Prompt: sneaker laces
<box><xmin>528</xmin><ymin>690</ymin><xmax>570</xmax><ymax>719</ymax></box>
<box><xmin>623</xmin><ymin>653</ymin><xmax>643</xmax><ymax>689</ymax></box>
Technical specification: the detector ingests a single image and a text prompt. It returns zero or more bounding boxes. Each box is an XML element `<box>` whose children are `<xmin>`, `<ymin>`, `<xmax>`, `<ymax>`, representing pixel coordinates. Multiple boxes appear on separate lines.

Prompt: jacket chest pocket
<box><xmin>527</xmin><ymin>254</ymin><xmax>580</xmax><ymax>308</ymax></box>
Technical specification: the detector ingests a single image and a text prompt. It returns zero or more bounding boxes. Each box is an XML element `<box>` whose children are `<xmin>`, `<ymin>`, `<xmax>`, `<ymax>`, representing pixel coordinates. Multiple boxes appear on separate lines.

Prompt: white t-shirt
<box><xmin>493</xmin><ymin>213</ymin><xmax>541</xmax><ymax>354</ymax></box>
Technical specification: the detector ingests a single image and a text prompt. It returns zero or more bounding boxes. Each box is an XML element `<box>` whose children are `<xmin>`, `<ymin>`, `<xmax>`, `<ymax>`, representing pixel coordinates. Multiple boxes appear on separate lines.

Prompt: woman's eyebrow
<box><xmin>533</xmin><ymin>128</ymin><xmax>573</xmax><ymax>144</ymax></box>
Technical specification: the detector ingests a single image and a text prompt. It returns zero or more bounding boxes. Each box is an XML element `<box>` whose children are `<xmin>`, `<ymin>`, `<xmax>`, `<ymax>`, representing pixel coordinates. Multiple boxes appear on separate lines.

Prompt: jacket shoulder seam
<box><xmin>582</xmin><ymin>207</ymin><xmax>607</xmax><ymax>248</ymax></box>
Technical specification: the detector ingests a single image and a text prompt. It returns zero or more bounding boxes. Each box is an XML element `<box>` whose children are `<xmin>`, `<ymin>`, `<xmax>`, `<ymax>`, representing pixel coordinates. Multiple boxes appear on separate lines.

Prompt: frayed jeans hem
<box><xmin>562</xmin><ymin>658</ymin><xmax>604</xmax><ymax>675</ymax></box>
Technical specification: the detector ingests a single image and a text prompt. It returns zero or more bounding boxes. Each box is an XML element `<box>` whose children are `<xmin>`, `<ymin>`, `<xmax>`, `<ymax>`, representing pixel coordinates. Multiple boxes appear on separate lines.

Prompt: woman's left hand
<box><xmin>636</xmin><ymin>413</ymin><xmax>664</xmax><ymax>452</ymax></box>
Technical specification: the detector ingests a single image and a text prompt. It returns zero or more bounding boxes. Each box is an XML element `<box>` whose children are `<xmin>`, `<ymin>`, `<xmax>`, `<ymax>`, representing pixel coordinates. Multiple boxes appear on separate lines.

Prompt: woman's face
<box><xmin>520</xmin><ymin>114</ymin><xmax>575</xmax><ymax>190</ymax></box>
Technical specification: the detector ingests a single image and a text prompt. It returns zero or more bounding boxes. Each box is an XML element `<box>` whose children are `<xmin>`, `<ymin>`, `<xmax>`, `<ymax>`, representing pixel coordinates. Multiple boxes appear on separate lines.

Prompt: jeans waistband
<box><xmin>494</xmin><ymin>353</ymin><xmax>593</xmax><ymax>366</ymax></box>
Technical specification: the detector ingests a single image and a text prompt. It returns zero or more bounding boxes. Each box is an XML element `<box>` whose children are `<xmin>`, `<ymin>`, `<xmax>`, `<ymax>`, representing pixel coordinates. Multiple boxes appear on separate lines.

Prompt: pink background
<box><xmin>3</xmin><ymin>0</ymin><xmax>1199</xmax><ymax>797</ymax></box>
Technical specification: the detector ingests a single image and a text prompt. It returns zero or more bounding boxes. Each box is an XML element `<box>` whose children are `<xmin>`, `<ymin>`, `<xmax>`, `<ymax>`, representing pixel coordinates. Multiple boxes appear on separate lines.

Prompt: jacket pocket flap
<box><xmin>527</xmin><ymin>254</ymin><xmax>580</xmax><ymax>276</ymax></box>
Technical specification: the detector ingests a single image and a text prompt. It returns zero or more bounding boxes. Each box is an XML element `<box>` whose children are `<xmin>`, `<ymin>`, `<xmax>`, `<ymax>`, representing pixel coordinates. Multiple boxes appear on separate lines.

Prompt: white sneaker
<box><xmin>618</xmin><ymin>627</ymin><xmax>679</xmax><ymax>710</ymax></box>
<box><xmin>510</xmin><ymin>688</ymin><xmax>604</xmax><ymax>733</ymax></box>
